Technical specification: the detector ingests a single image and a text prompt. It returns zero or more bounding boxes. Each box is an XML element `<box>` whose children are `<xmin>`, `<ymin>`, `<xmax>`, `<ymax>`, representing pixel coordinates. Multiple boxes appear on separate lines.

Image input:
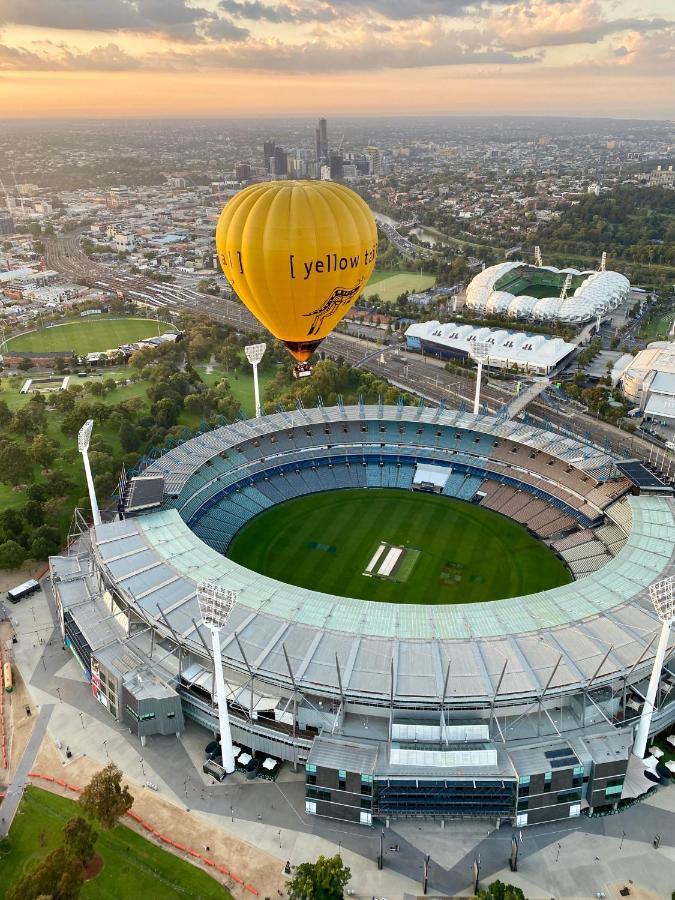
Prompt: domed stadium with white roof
<box><xmin>466</xmin><ymin>262</ymin><xmax>630</xmax><ymax>324</ymax></box>
<box><xmin>50</xmin><ymin>403</ymin><xmax>675</xmax><ymax>829</ymax></box>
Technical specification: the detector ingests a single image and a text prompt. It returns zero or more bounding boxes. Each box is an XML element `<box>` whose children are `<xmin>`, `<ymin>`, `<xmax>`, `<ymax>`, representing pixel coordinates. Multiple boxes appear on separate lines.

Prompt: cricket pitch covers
<box><xmin>364</xmin><ymin>541</ymin><xmax>420</xmax><ymax>582</ymax></box>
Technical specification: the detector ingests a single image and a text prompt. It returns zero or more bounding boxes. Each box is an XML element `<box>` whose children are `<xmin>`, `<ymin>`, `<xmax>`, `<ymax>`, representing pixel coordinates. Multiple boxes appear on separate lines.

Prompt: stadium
<box><xmin>465</xmin><ymin>261</ymin><xmax>631</xmax><ymax>323</ymax></box>
<box><xmin>50</xmin><ymin>404</ymin><xmax>675</xmax><ymax>828</ymax></box>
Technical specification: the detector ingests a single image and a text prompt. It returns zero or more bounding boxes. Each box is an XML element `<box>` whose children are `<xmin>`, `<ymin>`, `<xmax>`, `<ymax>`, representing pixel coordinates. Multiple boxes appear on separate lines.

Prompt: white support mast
<box><xmin>534</xmin><ymin>246</ymin><xmax>543</xmax><ymax>268</ymax></box>
<box><xmin>633</xmin><ymin>576</ymin><xmax>675</xmax><ymax>759</ymax></box>
<box><xmin>469</xmin><ymin>341</ymin><xmax>490</xmax><ymax>416</ymax></box>
<box><xmin>244</xmin><ymin>342</ymin><xmax>266</xmax><ymax>419</ymax></box>
<box><xmin>559</xmin><ymin>273</ymin><xmax>572</xmax><ymax>301</ymax></box>
<box><xmin>600</xmin><ymin>251</ymin><xmax>607</xmax><ymax>272</ymax></box>
<box><xmin>198</xmin><ymin>581</ymin><xmax>238</xmax><ymax>774</ymax></box>
<box><xmin>78</xmin><ymin>419</ymin><xmax>101</xmax><ymax>527</ymax></box>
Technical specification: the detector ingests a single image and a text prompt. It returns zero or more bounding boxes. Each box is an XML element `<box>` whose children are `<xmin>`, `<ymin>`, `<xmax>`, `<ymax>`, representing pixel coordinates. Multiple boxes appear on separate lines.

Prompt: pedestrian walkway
<box><xmin>505</xmin><ymin>378</ymin><xmax>549</xmax><ymax>419</ymax></box>
<box><xmin>0</xmin><ymin>704</ymin><xmax>53</xmax><ymax>837</ymax></box>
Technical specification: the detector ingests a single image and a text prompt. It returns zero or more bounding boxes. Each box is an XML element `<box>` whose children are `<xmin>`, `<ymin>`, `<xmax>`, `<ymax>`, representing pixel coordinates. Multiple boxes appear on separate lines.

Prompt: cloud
<box><xmin>166</xmin><ymin>24</ymin><xmax>540</xmax><ymax>71</ymax></box>
<box><xmin>0</xmin><ymin>0</ymin><xmax>212</xmax><ymax>39</ymax></box>
<box><xmin>60</xmin><ymin>42</ymin><xmax>142</xmax><ymax>70</ymax></box>
<box><xmin>218</xmin><ymin>0</ymin><xmax>337</xmax><ymax>23</ymax></box>
<box><xmin>204</xmin><ymin>16</ymin><xmax>251</xmax><ymax>40</ymax></box>
<box><xmin>487</xmin><ymin>0</ymin><xmax>672</xmax><ymax>52</ymax></box>
<box><xmin>0</xmin><ymin>41</ymin><xmax>55</xmax><ymax>69</ymax></box>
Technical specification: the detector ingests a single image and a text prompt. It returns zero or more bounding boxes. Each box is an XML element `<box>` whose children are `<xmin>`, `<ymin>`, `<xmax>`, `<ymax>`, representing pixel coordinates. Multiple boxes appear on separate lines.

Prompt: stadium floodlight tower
<box><xmin>197</xmin><ymin>580</ymin><xmax>238</xmax><ymax>773</ymax></box>
<box><xmin>469</xmin><ymin>341</ymin><xmax>490</xmax><ymax>416</ymax></box>
<box><xmin>78</xmin><ymin>419</ymin><xmax>101</xmax><ymax>527</ymax></box>
<box><xmin>244</xmin><ymin>342</ymin><xmax>266</xmax><ymax>418</ymax></box>
<box><xmin>633</xmin><ymin>576</ymin><xmax>675</xmax><ymax>760</ymax></box>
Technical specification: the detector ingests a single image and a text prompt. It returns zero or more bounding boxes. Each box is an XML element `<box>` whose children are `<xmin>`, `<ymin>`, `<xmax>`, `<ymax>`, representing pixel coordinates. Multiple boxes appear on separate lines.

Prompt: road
<box><xmin>44</xmin><ymin>233</ymin><xmax>674</xmax><ymax>474</ymax></box>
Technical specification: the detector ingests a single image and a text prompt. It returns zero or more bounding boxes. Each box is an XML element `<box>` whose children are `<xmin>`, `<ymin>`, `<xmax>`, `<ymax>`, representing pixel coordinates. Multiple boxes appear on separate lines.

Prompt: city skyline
<box><xmin>0</xmin><ymin>0</ymin><xmax>673</xmax><ymax>119</ymax></box>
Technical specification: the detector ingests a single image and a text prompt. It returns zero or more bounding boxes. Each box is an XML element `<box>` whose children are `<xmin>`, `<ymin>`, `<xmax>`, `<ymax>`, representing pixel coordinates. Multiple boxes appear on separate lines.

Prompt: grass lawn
<box><xmin>363</xmin><ymin>271</ymin><xmax>436</xmax><ymax>303</ymax></box>
<box><xmin>227</xmin><ymin>489</ymin><xmax>571</xmax><ymax>604</ymax></box>
<box><xmin>639</xmin><ymin>305</ymin><xmax>675</xmax><ymax>342</ymax></box>
<box><xmin>0</xmin><ymin>787</ymin><xmax>232</xmax><ymax>900</ymax></box>
<box><xmin>194</xmin><ymin>365</ymin><xmax>276</xmax><ymax>418</ymax></box>
<box><xmin>6</xmin><ymin>317</ymin><xmax>176</xmax><ymax>355</ymax></box>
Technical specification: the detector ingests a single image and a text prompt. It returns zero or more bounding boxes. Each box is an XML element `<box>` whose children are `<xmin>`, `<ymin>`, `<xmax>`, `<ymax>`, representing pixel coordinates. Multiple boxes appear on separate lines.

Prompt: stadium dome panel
<box><xmin>507</xmin><ymin>295</ymin><xmax>539</xmax><ymax>317</ymax></box>
<box><xmin>532</xmin><ymin>296</ymin><xmax>564</xmax><ymax>320</ymax></box>
<box><xmin>485</xmin><ymin>290</ymin><xmax>515</xmax><ymax>316</ymax></box>
<box><xmin>465</xmin><ymin>261</ymin><xmax>520</xmax><ymax>311</ymax></box>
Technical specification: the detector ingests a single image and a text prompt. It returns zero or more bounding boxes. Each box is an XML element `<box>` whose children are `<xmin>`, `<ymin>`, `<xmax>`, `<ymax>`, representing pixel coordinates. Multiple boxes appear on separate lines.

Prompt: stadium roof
<box><xmin>92</xmin><ymin>492</ymin><xmax>675</xmax><ymax>704</ymax></box>
<box><xmin>405</xmin><ymin>321</ymin><xmax>575</xmax><ymax>371</ymax></box>
<box><xmin>465</xmin><ymin>262</ymin><xmax>630</xmax><ymax>324</ymax></box>
<box><xmin>616</xmin><ymin>461</ymin><xmax>673</xmax><ymax>493</ymax></box>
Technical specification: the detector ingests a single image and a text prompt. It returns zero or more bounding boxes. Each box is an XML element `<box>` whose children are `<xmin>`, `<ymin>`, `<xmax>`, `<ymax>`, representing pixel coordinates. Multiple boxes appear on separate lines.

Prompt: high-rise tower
<box><xmin>317</xmin><ymin>117</ymin><xmax>328</xmax><ymax>162</ymax></box>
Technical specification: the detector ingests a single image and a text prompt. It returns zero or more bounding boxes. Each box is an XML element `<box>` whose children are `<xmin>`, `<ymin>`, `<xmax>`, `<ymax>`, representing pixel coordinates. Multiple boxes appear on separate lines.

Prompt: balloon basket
<box><xmin>293</xmin><ymin>363</ymin><xmax>313</xmax><ymax>379</ymax></box>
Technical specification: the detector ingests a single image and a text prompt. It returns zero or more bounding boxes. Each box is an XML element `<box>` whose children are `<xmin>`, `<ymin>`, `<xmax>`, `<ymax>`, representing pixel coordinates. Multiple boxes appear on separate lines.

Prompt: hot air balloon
<box><xmin>215</xmin><ymin>180</ymin><xmax>377</xmax><ymax>377</ymax></box>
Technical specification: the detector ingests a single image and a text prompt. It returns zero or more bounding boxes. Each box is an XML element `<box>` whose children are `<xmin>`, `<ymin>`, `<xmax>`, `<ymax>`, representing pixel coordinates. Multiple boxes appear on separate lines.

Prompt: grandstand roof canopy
<box><xmin>90</xmin><ymin>406</ymin><xmax>674</xmax><ymax>705</ymax></box>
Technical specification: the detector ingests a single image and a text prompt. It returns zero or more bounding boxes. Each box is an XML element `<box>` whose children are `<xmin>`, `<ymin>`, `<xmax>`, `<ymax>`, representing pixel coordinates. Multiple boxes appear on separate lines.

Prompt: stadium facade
<box><xmin>465</xmin><ymin>262</ymin><xmax>630</xmax><ymax>324</ymax></box>
<box><xmin>51</xmin><ymin>405</ymin><xmax>675</xmax><ymax>828</ymax></box>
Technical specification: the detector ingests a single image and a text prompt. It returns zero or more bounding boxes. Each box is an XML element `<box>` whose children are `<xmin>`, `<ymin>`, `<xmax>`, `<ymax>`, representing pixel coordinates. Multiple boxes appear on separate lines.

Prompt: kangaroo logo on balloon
<box><xmin>303</xmin><ymin>284</ymin><xmax>363</xmax><ymax>336</ymax></box>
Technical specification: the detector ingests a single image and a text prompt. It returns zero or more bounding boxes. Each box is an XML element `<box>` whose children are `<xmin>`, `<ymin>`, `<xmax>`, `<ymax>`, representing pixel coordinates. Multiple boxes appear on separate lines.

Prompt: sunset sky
<box><xmin>0</xmin><ymin>0</ymin><xmax>673</xmax><ymax>118</ymax></box>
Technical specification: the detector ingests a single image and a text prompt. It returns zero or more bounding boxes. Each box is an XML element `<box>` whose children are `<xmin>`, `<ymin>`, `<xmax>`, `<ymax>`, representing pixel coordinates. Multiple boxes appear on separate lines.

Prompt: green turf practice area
<box><xmin>6</xmin><ymin>317</ymin><xmax>177</xmax><ymax>354</ymax></box>
<box><xmin>227</xmin><ymin>489</ymin><xmax>572</xmax><ymax>604</ymax></box>
<box><xmin>494</xmin><ymin>266</ymin><xmax>586</xmax><ymax>299</ymax></box>
<box><xmin>363</xmin><ymin>271</ymin><xmax>436</xmax><ymax>303</ymax></box>
<box><xmin>0</xmin><ymin>786</ymin><xmax>231</xmax><ymax>900</ymax></box>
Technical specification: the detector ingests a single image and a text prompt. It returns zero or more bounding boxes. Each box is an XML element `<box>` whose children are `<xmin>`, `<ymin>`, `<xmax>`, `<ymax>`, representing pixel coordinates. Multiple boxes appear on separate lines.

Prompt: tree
<box><xmin>30</xmin><ymin>525</ymin><xmax>62</xmax><ymax>559</ymax></box>
<box><xmin>23</xmin><ymin>500</ymin><xmax>44</xmax><ymax>527</ymax></box>
<box><xmin>0</xmin><ymin>442</ymin><xmax>32</xmax><ymax>485</ymax></box>
<box><xmin>63</xmin><ymin>815</ymin><xmax>97</xmax><ymax>868</ymax></box>
<box><xmin>477</xmin><ymin>880</ymin><xmax>527</xmax><ymax>900</ymax></box>
<box><xmin>0</xmin><ymin>540</ymin><xmax>26</xmax><ymax>570</ymax></box>
<box><xmin>0</xmin><ymin>400</ymin><xmax>11</xmax><ymax>428</ymax></box>
<box><xmin>150</xmin><ymin>397</ymin><xmax>179</xmax><ymax>428</ymax></box>
<box><xmin>288</xmin><ymin>855</ymin><xmax>351</xmax><ymax>900</ymax></box>
<box><xmin>31</xmin><ymin>435</ymin><xmax>58</xmax><ymax>469</ymax></box>
<box><xmin>7</xmin><ymin>846</ymin><xmax>84</xmax><ymax>900</ymax></box>
<box><xmin>17</xmin><ymin>358</ymin><xmax>35</xmax><ymax>372</ymax></box>
<box><xmin>79</xmin><ymin>763</ymin><xmax>134</xmax><ymax>829</ymax></box>
<box><xmin>119</xmin><ymin>421</ymin><xmax>141</xmax><ymax>453</ymax></box>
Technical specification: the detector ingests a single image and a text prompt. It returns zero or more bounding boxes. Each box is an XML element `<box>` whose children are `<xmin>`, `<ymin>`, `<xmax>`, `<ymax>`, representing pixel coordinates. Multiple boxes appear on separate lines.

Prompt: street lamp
<box><xmin>469</xmin><ymin>341</ymin><xmax>489</xmax><ymax>416</ymax></box>
<box><xmin>198</xmin><ymin>581</ymin><xmax>238</xmax><ymax>774</ymax></box>
<box><xmin>78</xmin><ymin>419</ymin><xmax>101</xmax><ymax>526</ymax></box>
<box><xmin>244</xmin><ymin>342</ymin><xmax>266</xmax><ymax>418</ymax></box>
<box><xmin>633</xmin><ymin>575</ymin><xmax>675</xmax><ymax>759</ymax></box>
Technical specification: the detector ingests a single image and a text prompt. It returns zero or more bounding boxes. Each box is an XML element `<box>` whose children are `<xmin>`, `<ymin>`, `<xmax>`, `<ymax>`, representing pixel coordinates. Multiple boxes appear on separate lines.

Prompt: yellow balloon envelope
<box><xmin>215</xmin><ymin>181</ymin><xmax>377</xmax><ymax>364</ymax></box>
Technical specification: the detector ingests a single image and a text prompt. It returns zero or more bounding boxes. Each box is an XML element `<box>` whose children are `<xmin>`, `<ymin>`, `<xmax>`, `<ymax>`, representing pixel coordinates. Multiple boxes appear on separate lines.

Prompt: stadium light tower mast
<box><xmin>633</xmin><ymin>576</ymin><xmax>675</xmax><ymax>759</ymax></box>
<box><xmin>469</xmin><ymin>341</ymin><xmax>490</xmax><ymax>416</ymax></box>
<box><xmin>198</xmin><ymin>581</ymin><xmax>238</xmax><ymax>773</ymax></box>
<box><xmin>244</xmin><ymin>342</ymin><xmax>266</xmax><ymax>418</ymax></box>
<box><xmin>78</xmin><ymin>419</ymin><xmax>101</xmax><ymax>527</ymax></box>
